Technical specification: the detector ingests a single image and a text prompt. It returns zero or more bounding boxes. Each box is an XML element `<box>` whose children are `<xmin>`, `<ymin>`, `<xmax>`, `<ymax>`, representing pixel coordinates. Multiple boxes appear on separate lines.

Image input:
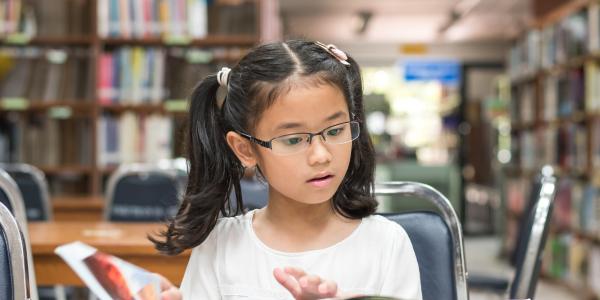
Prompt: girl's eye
<box><xmin>282</xmin><ymin>136</ymin><xmax>304</xmax><ymax>146</ymax></box>
<box><xmin>326</xmin><ymin>127</ymin><xmax>344</xmax><ymax>136</ymax></box>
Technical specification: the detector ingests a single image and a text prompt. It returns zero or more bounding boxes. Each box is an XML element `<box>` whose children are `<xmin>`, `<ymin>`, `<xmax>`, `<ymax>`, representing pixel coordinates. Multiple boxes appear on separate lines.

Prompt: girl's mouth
<box><xmin>307</xmin><ymin>175</ymin><xmax>334</xmax><ymax>187</ymax></box>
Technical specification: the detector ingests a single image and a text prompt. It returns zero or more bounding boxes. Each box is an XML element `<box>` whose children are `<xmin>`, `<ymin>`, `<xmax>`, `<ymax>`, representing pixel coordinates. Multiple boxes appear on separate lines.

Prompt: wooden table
<box><xmin>29</xmin><ymin>221</ymin><xmax>190</xmax><ymax>286</ymax></box>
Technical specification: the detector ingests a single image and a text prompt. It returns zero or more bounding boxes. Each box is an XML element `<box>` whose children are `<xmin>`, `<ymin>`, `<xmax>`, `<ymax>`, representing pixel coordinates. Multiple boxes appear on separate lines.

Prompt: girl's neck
<box><xmin>251</xmin><ymin>192</ymin><xmax>361</xmax><ymax>253</ymax></box>
<box><xmin>262</xmin><ymin>196</ymin><xmax>336</xmax><ymax>231</ymax></box>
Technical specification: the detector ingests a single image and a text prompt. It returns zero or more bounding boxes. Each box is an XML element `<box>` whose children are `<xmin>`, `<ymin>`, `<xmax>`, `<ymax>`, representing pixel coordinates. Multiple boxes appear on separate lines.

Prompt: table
<box><xmin>29</xmin><ymin>221</ymin><xmax>190</xmax><ymax>286</ymax></box>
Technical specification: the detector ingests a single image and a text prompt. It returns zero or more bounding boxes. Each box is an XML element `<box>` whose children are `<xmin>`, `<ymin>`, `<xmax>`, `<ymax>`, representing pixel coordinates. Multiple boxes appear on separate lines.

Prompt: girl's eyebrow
<box><xmin>274</xmin><ymin>111</ymin><xmax>346</xmax><ymax>131</ymax></box>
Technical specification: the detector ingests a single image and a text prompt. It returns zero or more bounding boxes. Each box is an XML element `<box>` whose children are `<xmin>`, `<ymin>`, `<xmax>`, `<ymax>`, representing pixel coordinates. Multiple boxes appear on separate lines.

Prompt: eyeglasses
<box><xmin>238</xmin><ymin>121</ymin><xmax>360</xmax><ymax>156</ymax></box>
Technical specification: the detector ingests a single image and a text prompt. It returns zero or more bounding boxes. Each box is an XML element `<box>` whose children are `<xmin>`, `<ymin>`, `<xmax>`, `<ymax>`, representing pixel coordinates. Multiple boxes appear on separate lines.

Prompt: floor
<box><xmin>464</xmin><ymin>236</ymin><xmax>578</xmax><ymax>300</ymax></box>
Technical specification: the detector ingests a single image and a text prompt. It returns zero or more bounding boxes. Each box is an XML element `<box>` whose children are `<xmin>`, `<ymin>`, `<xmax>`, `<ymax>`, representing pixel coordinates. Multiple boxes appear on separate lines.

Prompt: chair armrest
<box><xmin>468</xmin><ymin>273</ymin><xmax>509</xmax><ymax>293</ymax></box>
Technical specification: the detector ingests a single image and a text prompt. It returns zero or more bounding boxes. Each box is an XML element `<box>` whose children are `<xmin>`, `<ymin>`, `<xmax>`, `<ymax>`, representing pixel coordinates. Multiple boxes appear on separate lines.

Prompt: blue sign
<box><xmin>402</xmin><ymin>60</ymin><xmax>461</xmax><ymax>85</ymax></box>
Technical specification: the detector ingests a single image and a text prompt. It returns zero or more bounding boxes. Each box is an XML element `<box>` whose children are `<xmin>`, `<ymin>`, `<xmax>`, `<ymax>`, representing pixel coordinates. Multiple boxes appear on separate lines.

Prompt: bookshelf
<box><xmin>0</xmin><ymin>0</ymin><xmax>265</xmax><ymax>196</ymax></box>
<box><xmin>506</xmin><ymin>0</ymin><xmax>600</xmax><ymax>298</ymax></box>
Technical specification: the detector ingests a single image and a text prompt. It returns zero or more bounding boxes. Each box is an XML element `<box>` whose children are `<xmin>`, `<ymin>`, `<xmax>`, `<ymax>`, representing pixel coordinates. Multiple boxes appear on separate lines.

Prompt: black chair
<box><xmin>0</xmin><ymin>169</ymin><xmax>38</xmax><ymax>300</ymax></box>
<box><xmin>104</xmin><ymin>163</ymin><xmax>181</xmax><ymax>222</ymax></box>
<box><xmin>467</xmin><ymin>166</ymin><xmax>557</xmax><ymax>299</ymax></box>
<box><xmin>0</xmin><ymin>163</ymin><xmax>52</xmax><ymax>221</ymax></box>
<box><xmin>0</xmin><ymin>202</ymin><xmax>30</xmax><ymax>300</ymax></box>
<box><xmin>375</xmin><ymin>182</ymin><xmax>468</xmax><ymax>300</ymax></box>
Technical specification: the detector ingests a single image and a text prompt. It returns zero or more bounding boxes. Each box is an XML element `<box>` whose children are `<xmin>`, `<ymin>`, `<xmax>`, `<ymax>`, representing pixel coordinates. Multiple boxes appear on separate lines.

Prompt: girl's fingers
<box><xmin>276</xmin><ymin>267</ymin><xmax>341</xmax><ymax>299</ymax></box>
<box><xmin>284</xmin><ymin>266</ymin><xmax>307</xmax><ymax>280</ymax></box>
<box><xmin>318</xmin><ymin>280</ymin><xmax>338</xmax><ymax>298</ymax></box>
<box><xmin>273</xmin><ymin>268</ymin><xmax>302</xmax><ymax>298</ymax></box>
<box><xmin>154</xmin><ymin>273</ymin><xmax>173</xmax><ymax>291</ymax></box>
<box><xmin>160</xmin><ymin>287</ymin><xmax>182</xmax><ymax>300</ymax></box>
<box><xmin>298</xmin><ymin>274</ymin><xmax>323</xmax><ymax>296</ymax></box>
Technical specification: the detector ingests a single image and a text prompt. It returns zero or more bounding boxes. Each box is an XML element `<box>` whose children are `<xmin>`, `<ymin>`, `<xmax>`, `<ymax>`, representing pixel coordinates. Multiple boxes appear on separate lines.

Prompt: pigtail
<box><xmin>150</xmin><ymin>74</ymin><xmax>245</xmax><ymax>255</ymax></box>
<box><xmin>333</xmin><ymin>55</ymin><xmax>378</xmax><ymax>218</ymax></box>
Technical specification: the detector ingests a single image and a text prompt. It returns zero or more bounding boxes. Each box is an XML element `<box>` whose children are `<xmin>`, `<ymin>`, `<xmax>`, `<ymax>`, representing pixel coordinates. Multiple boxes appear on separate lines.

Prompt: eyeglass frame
<box><xmin>236</xmin><ymin>120</ymin><xmax>361</xmax><ymax>155</ymax></box>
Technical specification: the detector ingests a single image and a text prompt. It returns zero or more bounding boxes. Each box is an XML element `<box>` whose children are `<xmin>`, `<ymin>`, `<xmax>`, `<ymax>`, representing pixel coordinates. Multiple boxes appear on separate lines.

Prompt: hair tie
<box><xmin>314</xmin><ymin>41</ymin><xmax>350</xmax><ymax>66</ymax></box>
<box><xmin>217</xmin><ymin>67</ymin><xmax>231</xmax><ymax>87</ymax></box>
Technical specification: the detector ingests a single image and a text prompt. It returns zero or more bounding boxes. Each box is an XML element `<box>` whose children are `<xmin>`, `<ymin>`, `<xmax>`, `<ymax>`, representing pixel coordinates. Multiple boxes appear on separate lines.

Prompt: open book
<box><xmin>55</xmin><ymin>241</ymin><xmax>161</xmax><ymax>300</ymax></box>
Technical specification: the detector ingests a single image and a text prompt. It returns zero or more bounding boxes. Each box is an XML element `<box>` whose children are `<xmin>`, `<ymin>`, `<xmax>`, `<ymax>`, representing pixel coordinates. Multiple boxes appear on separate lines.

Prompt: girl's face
<box><xmin>252</xmin><ymin>83</ymin><xmax>353</xmax><ymax>206</ymax></box>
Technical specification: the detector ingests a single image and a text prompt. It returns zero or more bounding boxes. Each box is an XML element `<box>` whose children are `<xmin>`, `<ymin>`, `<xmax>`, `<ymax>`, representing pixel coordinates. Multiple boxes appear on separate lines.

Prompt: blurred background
<box><xmin>0</xmin><ymin>0</ymin><xmax>598</xmax><ymax>299</ymax></box>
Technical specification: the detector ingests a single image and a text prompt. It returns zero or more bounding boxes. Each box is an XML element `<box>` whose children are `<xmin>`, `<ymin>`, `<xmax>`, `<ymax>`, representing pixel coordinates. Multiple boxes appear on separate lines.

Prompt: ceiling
<box><xmin>279</xmin><ymin>0</ymin><xmax>532</xmax><ymax>44</ymax></box>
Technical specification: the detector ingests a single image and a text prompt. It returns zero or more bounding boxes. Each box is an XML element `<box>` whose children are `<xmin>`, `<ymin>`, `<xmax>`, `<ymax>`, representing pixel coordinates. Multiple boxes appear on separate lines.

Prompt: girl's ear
<box><xmin>226</xmin><ymin>131</ymin><xmax>257</xmax><ymax>168</ymax></box>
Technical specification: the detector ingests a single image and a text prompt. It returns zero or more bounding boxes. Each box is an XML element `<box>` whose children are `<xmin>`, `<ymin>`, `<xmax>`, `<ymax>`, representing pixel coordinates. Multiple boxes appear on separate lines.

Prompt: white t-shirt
<box><xmin>180</xmin><ymin>210</ymin><xmax>422</xmax><ymax>300</ymax></box>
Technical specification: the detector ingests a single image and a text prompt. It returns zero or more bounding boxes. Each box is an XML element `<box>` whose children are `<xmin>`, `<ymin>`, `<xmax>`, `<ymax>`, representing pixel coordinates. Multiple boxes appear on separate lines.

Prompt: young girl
<box><xmin>153</xmin><ymin>39</ymin><xmax>422</xmax><ymax>300</ymax></box>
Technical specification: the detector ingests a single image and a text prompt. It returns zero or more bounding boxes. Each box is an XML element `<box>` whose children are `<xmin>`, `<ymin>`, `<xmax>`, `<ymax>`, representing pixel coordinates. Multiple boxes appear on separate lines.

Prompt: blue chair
<box><xmin>104</xmin><ymin>163</ymin><xmax>182</xmax><ymax>222</ymax></box>
<box><xmin>0</xmin><ymin>164</ymin><xmax>66</xmax><ymax>300</ymax></box>
<box><xmin>0</xmin><ymin>202</ymin><xmax>30</xmax><ymax>300</ymax></box>
<box><xmin>229</xmin><ymin>176</ymin><xmax>269</xmax><ymax>212</ymax></box>
<box><xmin>0</xmin><ymin>169</ymin><xmax>38</xmax><ymax>300</ymax></box>
<box><xmin>375</xmin><ymin>182</ymin><xmax>468</xmax><ymax>300</ymax></box>
<box><xmin>157</xmin><ymin>157</ymin><xmax>189</xmax><ymax>192</ymax></box>
<box><xmin>0</xmin><ymin>163</ymin><xmax>52</xmax><ymax>221</ymax></box>
<box><xmin>467</xmin><ymin>166</ymin><xmax>557</xmax><ymax>299</ymax></box>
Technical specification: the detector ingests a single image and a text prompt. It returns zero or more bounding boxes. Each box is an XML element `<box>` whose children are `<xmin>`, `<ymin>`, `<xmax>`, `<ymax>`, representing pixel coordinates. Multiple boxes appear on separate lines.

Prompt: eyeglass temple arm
<box><xmin>238</xmin><ymin>132</ymin><xmax>272</xmax><ymax>149</ymax></box>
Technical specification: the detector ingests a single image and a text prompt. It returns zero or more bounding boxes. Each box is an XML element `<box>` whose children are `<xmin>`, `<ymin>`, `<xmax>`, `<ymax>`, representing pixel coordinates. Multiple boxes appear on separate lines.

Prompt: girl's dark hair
<box><xmin>151</xmin><ymin>39</ymin><xmax>377</xmax><ymax>255</ymax></box>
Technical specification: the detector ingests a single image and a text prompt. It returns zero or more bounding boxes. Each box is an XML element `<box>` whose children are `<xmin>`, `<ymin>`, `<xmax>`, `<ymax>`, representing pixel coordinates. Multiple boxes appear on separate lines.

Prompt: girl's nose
<box><xmin>306</xmin><ymin>136</ymin><xmax>333</xmax><ymax>165</ymax></box>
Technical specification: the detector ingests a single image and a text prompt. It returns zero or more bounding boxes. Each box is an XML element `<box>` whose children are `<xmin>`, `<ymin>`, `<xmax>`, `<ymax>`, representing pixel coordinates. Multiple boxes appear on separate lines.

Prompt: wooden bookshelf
<box><xmin>0</xmin><ymin>0</ymin><xmax>263</xmax><ymax>196</ymax></box>
<box><xmin>100</xmin><ymin>103</ymin><xmax>166</xmax><ymax>113</ymax></box>
<box><xmin>39</xmin><ymin>165</ymin><xmax>94</xmax><ymax>175</ymax></box>
<box><xmin>100</xmin><ymin>166</ymin><xmax>118</xmax><ymax>175</ymax></box>
<box><xmin>506</xmin><ymin>1</ymin><xmax>600</xmax><ymax>296</ymax></box>
<box><xmin>0</xmin><ymin>36</ymin><xmax>94</xmax><ymax>47</ymax></box>
<box><xmin>101</xmin><ymin>35</ymin><xmax>258</xmax><ymax>47</ymax></box>
<box><xmin>540</xmin><ymin>273</ymin><xmax>598</xmax><ymax>300</ymax></box>
<box><xmin>0</xmin><ymin>101</ymin><xmax>94</xmax><ymax>113</ymax></box>
<box><xmin>52</xmin><ymin>195</ymin><xmax>104</xmax><ymax>221</ymax></box>
<box><xmin>537</xmin><ymin>0</ymin><xmax>593</xmax><ymax>26</ymax></box>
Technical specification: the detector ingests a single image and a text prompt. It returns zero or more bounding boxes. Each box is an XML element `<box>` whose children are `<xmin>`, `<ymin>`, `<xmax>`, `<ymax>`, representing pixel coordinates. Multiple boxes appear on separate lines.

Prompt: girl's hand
<box><xmin>155</xmin><ymin>273</ymin><xmax>182</xmax><ymax>300</ymax></box>
<box><xmin>273</xmin><ymin>267</ymin><xmax>340</xmax><ymax>299</ymax></box>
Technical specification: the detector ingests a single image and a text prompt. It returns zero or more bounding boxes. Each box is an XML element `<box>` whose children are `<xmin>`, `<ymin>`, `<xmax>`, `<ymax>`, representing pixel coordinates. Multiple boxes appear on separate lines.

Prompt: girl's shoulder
<box><xmin>192</xmin><ymin>211</ymin><xmax>254</xmax><ymax>251</ymax></box>
<box><xmin>213</xmin><ymin>211</ymin><xmax>254</xmax><ymax>234</ymax></box>
<box><xmin>357</xmin><ymin>214</ymin><xmax>411</xmax><ymax>241</ymax></box>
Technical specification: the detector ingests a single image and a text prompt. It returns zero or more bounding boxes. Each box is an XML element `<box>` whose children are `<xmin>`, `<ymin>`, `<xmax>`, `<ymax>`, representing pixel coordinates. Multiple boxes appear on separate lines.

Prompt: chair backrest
<box><xmin>509</xmin><ymin>166</ymin><xmax>557</xmax><ymax>299</ymax></box>
<box><xmin>105</xmin><ymin>163</ymin><xmax>181</xmax><ymax>222</ymax></box>
<box><xmin>0</xmin><ymin>170</ymin><xmax>29</xmax><ymax>237</ymax></box>
<box><xmin>231</xmin><ymin>177</ymin><xmax>269</xmax><ymax>211</ymax></box>
<box><xmin>375</xmin><ymin>182</ymin><xmax>468</xmax><ymax>300</ymax></box>
<box><xmin>510</xmin><ymin>171</ymin><xmax>543</xmax><ymax>266</ymax></box>
<box><xmin>0</xmin><ymin>163</ymin><xmax>52</xmax><ymax>221</ymax></box>
<box><xmin>157</xmin><ymin>157</ymin><xmax>189</xmax><ymax>192</ymax></box>
<box><xmin>0</xmin><ymin>170</ymin><xmax>36</xmax><ymax>299</ymax></box>
<box><xmin>0</xmin><ymin>202</ymin><xmax>30</xmax><ymax>300</ymax></box>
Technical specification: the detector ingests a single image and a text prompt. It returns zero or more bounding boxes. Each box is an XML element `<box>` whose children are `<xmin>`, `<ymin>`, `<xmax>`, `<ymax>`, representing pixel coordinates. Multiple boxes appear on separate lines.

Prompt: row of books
<box><xmin>0</xmin><ymin>112</ymin><xmax>92</xmax><ymax>166</ymax></box>
<box><xmin>0</xmin><ymin>48</ymin><xmax>93</xmax><ymax>102</ymax></box>
<box><xmin>507</xmin><ymin>2</ymin><xmax>600</xmax><ymax>296</ymax></box>
<box><xmin>31</xmin><ymin>0</ymin><xmax>92</xmax><ymax>37</ymax></box>
<box><xmin>98</xmin><ymin>47</ymin><xmax>220</xmax><ymax>104</ymax></box>
<box><xmin>543</xmin><ymin>233</ymin><xmax>600</xmax><ymax>297</ymax></box>
<box><xmin>585</xmin><ymin>61</ymin><xmax>600</xmax><ymax>112</ymax></box>
<box><xmin>504</xmin><ymin>178</ymin><xmax>599</xmax><ymax>293</ymax></box>
<box><xmin>512</xmin><ymin>125</ymin><xmax>587</xmax><ymax>172</ymax></box>
<box><xmin>510</xmin><ymin>84</ymin><xmax>535</xmax><ymax>123</ymax></box>
<box><xmin>511</xmin><ymin>67</ymin><xmax>585</xmax><ymax>123</ymax></box>
<box><xmin>1</xmin><ymin>0</ymin><xmax>91</xmax><ymax>38</ymax></box>
<box><xmin>97</xmin><ymin>113</ymin><xmax>176</xmax><ymax>166</ymax></box>
<box><xmin>0</xmin><ymin>0</ymin><xmax>30</xmax><ymax>37</ymax></box>
<box><xmin>508</xmin><ymin>6</ymin><xmax>591</xmax><ymax>79</ymax></box>
<box><xmin>97</xmin><ymin>0</ymin><xmax>256</xmax><ymax>38</ymax></box>
<box><xmin>507</xmin><ymin>176</ymin><xmax>600</xmax><ymax>238</ymax></box>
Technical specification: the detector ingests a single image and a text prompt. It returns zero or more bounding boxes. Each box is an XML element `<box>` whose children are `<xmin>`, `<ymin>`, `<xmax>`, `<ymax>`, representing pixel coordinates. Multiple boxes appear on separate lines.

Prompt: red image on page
<box><xmin>55</xmin><ymin>241</ymin><xmax>160</xmax><ymax>300</ymax></box>
<box><xmin>84</xmin><ymin>252</ymin><xmax>134</xmax><ymax>299</ymax></box>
